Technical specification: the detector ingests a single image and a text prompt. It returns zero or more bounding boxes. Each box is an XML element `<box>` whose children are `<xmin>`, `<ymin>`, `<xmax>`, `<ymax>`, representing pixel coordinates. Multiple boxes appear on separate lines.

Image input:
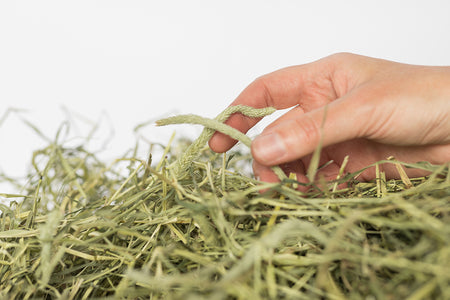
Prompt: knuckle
<box><xmin>293</xmin><ymin>114</ymin><xmax>321</xmax><ymax>146</ymax></box>
<box><xmin>251</xmin><ymin>75</ymin><xmax>275</xmax><ymax>108</ymax></box>
<box><xmin>326</xmin><ymin>52</ymin><xmax>356</xmax><ymax>63</ymax></box>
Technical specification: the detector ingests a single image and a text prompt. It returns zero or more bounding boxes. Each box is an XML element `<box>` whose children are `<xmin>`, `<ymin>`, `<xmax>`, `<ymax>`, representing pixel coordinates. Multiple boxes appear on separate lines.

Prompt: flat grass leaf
<box><xmin>0</xmin><ymin>229</ymin><xmax>39</xmax><ymax>238</ymax></box>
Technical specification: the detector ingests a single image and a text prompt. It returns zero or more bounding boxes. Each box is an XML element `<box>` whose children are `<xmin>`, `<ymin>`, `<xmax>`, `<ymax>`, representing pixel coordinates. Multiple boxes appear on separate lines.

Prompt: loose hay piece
<box><xmin>0</xmin><ymin>107</ymin><xmax>449</xmax><ymax>300</ymax></box>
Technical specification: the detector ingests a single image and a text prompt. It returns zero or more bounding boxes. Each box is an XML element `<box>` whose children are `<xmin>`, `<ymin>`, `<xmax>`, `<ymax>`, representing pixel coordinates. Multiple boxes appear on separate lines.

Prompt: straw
<box><xmin>0</xmin><ymin>106</ymin><xmax>448</xmax><ymax>299</ymax></box>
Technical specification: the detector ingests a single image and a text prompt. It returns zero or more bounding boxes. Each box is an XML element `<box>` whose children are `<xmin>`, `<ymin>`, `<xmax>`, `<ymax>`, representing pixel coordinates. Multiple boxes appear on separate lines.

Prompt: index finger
<box><xmin>209</xmin><ymin>60</ymin><xmax>337</xmax><ymax>153</ymax></box>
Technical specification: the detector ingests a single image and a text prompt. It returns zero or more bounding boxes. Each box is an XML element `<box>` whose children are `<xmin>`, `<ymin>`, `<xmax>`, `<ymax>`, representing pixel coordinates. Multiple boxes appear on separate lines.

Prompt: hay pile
<box><xmin>0</xmin><ymin>107</ymin><xmax>449</xmax><ymax>299</ymax></box>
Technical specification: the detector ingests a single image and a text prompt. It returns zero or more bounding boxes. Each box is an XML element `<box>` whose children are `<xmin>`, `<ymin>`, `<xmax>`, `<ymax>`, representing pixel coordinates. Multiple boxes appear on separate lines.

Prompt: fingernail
<box><xmin>252</xmin><ymin>132</ymin><xmax>286</xmax><ymax>163</ymax></box>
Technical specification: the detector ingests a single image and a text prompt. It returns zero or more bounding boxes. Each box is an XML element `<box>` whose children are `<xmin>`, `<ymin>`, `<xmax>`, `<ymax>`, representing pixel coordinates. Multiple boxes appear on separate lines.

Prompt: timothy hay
<box><xmin>0</xmin><ymin>107</ymin><xmax>449</xmax><ymax>299</ymax></box>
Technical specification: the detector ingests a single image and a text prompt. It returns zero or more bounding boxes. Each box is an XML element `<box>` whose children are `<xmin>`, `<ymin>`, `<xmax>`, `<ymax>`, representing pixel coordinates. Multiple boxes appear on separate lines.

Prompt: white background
<box><xmin>1</xmin><ymin>1</ymin><xmax>450</xmax><ymax>193</ymax></box>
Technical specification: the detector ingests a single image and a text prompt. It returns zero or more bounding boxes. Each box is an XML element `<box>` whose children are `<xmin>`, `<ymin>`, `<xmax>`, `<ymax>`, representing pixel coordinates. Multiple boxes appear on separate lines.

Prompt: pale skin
<box><xmin>209</xmin><ymin>53</ymin><xmax>450</xmax><ymax>184</ymax></box>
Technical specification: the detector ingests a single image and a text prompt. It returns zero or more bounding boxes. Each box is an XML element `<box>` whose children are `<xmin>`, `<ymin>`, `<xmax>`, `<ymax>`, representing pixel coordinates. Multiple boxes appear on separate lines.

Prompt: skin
<box><xmin>208</xmin><ymin>53</ymin><xmax>450</xmax><ymax>185</ymax></box>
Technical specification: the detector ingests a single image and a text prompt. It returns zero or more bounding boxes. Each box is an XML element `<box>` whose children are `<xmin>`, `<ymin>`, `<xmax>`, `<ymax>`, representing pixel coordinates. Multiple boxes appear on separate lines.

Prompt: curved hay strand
<box><xmin>157</xmin><ymin>105</ymin><xmax>286</xmax><ymax>179</ymax></box>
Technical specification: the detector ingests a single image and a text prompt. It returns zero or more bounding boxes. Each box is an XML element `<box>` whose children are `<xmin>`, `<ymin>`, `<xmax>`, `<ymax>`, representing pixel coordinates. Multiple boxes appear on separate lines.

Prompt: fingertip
<box><xmin>251</xmin><ymin>131</ymin><xmax>288</xmax><ymax>166</ymax></box>
<box><xmin>252</xmin><ymin>161</ymin><xmax>281</xmax><ymax>183</ymax></box>
<box><xmin>208</xmin><ymin>132</ymin><xmax>235</xmax><ymax>153</ymax></box>
<box><xmin>209</xmin><ymin>110</ymin><xmax>254</xmax><ymax>153</ymax></box>
<box><xmin>253</xmin><ymin>160</ymin><xmax>312</xmax><ymax>193</ymax></box>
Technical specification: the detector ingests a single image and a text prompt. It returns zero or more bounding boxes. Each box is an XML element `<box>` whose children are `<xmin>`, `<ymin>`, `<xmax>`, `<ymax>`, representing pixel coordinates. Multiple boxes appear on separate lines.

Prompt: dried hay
<box><xmin>0</xmin><ymin>107</ymin><xmax>449</xmax><ymax>299</ymax></box>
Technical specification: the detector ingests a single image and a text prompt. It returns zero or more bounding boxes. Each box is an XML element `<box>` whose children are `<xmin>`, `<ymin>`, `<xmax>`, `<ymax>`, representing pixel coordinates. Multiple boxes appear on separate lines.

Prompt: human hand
<box><xmin>208</xmin><ymin>53</ymin><xmax>450</xmax><ymax>184</ymax></box>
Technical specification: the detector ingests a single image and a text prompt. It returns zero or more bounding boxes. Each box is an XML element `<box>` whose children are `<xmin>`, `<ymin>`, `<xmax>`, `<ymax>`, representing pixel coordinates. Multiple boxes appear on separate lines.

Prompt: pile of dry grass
<box><xmin>0</xmin><ymin>108</ymin><xmax>449</xmax><ymax>299</ymax></box>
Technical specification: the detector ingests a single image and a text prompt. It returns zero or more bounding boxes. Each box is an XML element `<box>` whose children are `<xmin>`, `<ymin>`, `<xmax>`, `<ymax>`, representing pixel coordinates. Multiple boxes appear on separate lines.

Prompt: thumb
<box><xmin>251</xmin><ymin>99</ymin><xmax>365</xmax><ymax>166</ymax></box>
